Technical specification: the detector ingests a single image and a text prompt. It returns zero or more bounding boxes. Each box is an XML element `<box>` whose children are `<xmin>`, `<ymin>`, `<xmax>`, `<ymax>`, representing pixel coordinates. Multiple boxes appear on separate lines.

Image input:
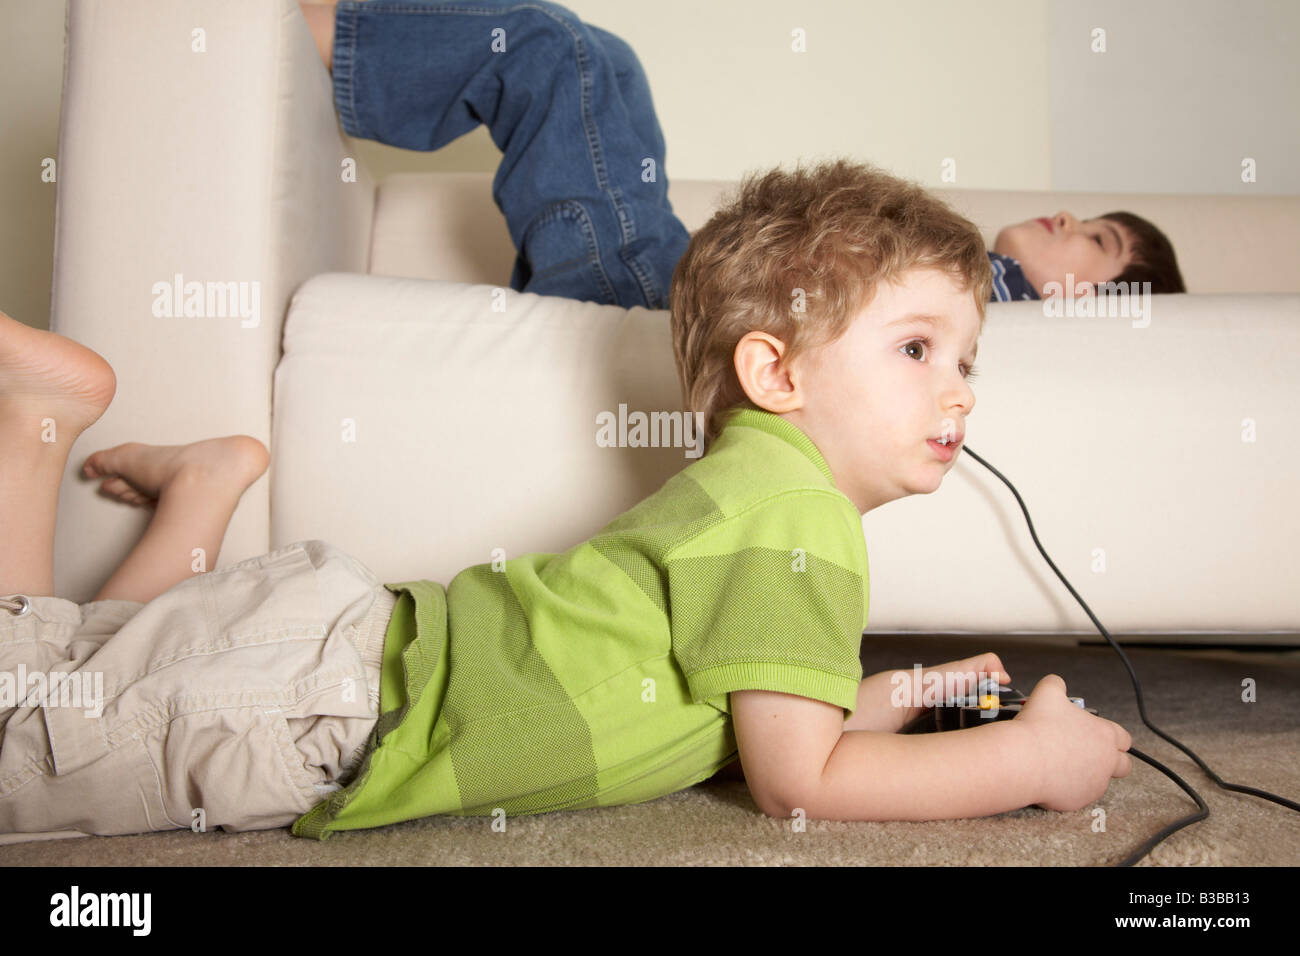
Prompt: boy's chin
<box><xmin>992</xmin><ymin>223</ymin><xmax>1039</xmax><ymax>262</ymax></box>
<box><xmin>991</xmin><ymin>226</ymin><xmax>1020</xmax><ymax>257</ymax></box>
<box><xmin>908</xmin><ymin>469</ymin><xmax>946</xmax><ymax>496</ymax></box>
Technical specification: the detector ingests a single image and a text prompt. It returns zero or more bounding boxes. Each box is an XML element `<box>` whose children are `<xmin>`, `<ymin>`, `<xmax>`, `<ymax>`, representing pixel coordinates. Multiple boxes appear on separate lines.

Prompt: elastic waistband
<box><xmin>352</xmin><ymin>585</ymin><xmax>397</xmax><ymax>671</ymax></box>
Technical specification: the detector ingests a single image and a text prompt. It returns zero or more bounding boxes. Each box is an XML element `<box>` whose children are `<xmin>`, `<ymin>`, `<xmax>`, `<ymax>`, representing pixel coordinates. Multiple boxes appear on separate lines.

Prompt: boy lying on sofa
<box><xmin>297</xmin><ymin>0</ymin><xmax>1185</xmax><ymax>310</ymax></box>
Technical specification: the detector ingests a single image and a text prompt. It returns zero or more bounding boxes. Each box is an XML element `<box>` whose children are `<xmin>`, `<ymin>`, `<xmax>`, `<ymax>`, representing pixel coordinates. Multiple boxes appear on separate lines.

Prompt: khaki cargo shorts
<box><xmin>0</xmin><ymin>540</ymin><xmax>395</xmax><ymax>844</ymax></box>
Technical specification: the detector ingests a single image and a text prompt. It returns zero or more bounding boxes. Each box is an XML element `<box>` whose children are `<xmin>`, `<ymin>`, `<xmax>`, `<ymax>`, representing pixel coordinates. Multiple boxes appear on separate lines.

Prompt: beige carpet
<box><xmin>2</xmin><ymin>636</ymin><xmax>1297</xmax><ymax>867</ymax></box>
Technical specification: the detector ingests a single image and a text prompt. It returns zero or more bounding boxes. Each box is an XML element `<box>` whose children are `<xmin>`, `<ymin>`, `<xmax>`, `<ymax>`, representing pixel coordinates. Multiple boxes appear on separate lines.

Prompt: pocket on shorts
<box><xmin>197</xmin><ymin>542</ymin><xmax>328</xmax><ymax>655</ymax></box>
<box><xmin>42</xmin><ymin>542</ymin><xmax>331</xmax><ymax>779</ymax></box>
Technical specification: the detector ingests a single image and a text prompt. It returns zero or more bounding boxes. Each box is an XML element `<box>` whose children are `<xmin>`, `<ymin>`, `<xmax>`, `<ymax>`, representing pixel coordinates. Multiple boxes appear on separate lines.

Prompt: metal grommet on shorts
<box><xmin>1</xmin><ymin>594</ymin><xmax>32</xmax><ymax>617</ymax></box>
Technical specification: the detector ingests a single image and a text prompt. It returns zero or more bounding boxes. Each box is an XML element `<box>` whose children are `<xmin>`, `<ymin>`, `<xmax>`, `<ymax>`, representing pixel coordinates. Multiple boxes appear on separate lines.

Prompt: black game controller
<box><xmin>900</xmin><ymin>676</ymin><xmax>1096</xmax><ymax>734</ymax></box>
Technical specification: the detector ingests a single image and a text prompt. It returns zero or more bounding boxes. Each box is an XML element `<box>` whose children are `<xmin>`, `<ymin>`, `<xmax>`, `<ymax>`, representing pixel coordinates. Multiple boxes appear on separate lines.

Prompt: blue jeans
<box><xmin>332</xmin><ymin>0</ymin><xmax>690</xmax><ymax>310</ymax></box>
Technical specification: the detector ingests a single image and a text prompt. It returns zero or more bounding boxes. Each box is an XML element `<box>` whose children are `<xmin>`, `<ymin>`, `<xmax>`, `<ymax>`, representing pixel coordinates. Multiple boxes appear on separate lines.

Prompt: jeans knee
<box><xmin>584</xmin><ymin>23</ymin><xmax>640</xmax><ymax>80</ymax></box>
<box><xmin>508</xmin><ymin>1</ymin><xmax>615</xmax><ymax>73</ymax></box>
<box><xmin>510</xmin><ymin>1</ymin><xmax>587</xmax><ymax>43</ymax></box>
<box><xmin>518</xmin><ymin>200</ymin><xmax>616</xmax><ymax>304</ymax></box>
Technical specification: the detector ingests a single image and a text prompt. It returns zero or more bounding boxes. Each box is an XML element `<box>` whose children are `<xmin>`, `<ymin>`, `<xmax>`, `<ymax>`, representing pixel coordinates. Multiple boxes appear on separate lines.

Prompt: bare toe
<box><xmin>84</xmin><ymin>443</ymin><xmax>138</xmax><ymax>481</ymax></box>
<box><xmin>97</xmin><ymin>475</ymin><xmax>152</xmax><ymax>506</ymax></box>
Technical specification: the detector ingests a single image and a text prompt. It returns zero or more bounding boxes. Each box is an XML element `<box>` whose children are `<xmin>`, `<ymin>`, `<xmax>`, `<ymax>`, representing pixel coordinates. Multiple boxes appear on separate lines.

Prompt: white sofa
<box><xmin>49</xmin><ymin>0</ymin><xmax>1300</xmax><ymax>641</ymax></box>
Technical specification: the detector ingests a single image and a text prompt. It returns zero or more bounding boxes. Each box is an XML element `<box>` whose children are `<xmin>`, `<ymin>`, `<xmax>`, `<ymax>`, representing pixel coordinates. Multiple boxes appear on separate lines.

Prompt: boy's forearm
<box><xmin>844</xmin><ymin>668</ymin><xmax>925</xmax><ymax>733</ymax></box>
<box><xmin>793</xmin><ymin>720</ymin><xmax>1042</xmax><ymax>821</ymax></box>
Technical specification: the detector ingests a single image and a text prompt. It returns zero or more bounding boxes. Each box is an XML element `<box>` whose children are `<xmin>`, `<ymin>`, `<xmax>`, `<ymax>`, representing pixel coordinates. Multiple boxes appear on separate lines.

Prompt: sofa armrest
<box><xmin>50</xmin><ymin>0</ymin><xmax>375</xmax><ymax>601</ymax></box>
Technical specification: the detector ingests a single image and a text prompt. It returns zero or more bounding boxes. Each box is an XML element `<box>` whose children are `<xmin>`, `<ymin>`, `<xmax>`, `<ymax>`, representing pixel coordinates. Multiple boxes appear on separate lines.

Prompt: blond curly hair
<box><xmin>670</xmin><ymin>158</ymin><xmax>991</xmax><ymax>452</ymax></box>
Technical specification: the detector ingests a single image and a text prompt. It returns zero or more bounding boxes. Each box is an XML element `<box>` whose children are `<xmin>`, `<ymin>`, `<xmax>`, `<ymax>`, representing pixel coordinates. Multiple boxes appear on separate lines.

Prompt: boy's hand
<box><xmin>925</xmin><ymin>652</ymin><xmax>1011</xmax><ymax>702</ymax></box>
<box><xmin>1013</xmin><ymin>674</ymin><xmax>1133</xmax><ymax>811</ymax></box>
<box><xmin>871</xmin><ymin>652</ymin><xmax>1011</xmax><ymax>732</ymax></box>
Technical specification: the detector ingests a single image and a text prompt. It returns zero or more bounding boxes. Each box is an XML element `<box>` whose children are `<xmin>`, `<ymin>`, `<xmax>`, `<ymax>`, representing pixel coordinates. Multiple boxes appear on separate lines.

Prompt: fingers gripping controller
<box><xmin>900</xmin><ymin>674</ymin><xmax>1093</xmax><ymax>733</ymax></box>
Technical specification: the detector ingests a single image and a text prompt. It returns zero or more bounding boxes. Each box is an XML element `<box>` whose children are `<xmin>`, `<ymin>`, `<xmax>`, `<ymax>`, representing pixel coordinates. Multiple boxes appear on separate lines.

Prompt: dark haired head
<box><xmin>993</xmin><ymin>210</ymin><xmax>1186</xmax><ymax>297</ymax></box>
<box><xmin>1096</xmin><ymin>211</ymin><xmax>1186</xmax><ymax>294</ymax></box>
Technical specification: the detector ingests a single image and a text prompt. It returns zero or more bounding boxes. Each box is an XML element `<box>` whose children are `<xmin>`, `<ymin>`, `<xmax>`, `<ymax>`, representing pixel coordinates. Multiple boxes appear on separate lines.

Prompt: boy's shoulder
<box><xmin>595</xmin><ymin>407</ymin><xmax>864</xmax><ymax>569</ymax></box>
<box><xmin>683</xmin><ymin>407</ymin><xmax>847</xmax><ymax>510</ymax></box>
<box><xmin>645</xmin><ymin>409</ymin><xmax>869</xmax><ymax>717</ymax></box>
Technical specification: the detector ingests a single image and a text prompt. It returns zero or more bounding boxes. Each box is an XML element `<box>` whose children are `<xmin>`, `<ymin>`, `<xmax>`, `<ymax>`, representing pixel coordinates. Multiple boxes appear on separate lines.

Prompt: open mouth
<box><xmin>927</xmin><ymin>438</ymin><xmax>959</xmax><ymax>460</ymax></box>
<box><xmin>1037</xmin><ymin>217</ymin><xmax>1054</xmax><ymax>234</ymax></box>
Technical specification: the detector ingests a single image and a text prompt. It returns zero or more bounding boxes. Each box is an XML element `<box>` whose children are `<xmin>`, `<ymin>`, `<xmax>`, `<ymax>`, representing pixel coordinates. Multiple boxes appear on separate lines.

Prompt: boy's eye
<box><xmin>903</xmin><ymin>337</ymin><xmax>978</xmax><ymax>381</ymax></box>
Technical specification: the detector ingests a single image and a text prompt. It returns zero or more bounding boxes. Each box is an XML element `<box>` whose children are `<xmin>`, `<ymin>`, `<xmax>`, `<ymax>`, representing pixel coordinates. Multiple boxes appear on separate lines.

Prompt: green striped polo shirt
<box><xmin>292</xmin><ymin>407</ymin><xmax>870</xmax><ymax>839</ymax></box>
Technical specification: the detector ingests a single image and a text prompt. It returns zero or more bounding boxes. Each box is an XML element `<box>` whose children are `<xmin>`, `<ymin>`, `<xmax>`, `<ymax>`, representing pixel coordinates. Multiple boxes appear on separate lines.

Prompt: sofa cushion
<box><xmin>272</xmin><ymin>272</ymin><xmax>689</xmax><ymax>587</ymax></box>
<box><xmin>273</xmin><ymin>273</ymin><xmax>1300</xmax><ymax>635</ymax></box>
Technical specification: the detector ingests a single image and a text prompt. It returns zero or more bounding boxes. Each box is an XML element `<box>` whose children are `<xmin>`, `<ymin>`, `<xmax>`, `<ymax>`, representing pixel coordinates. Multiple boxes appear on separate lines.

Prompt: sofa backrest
<box><xmin>368</xmin><ymin>171</ymin><xmax>1300</xmax><ymax>295</ymax></box>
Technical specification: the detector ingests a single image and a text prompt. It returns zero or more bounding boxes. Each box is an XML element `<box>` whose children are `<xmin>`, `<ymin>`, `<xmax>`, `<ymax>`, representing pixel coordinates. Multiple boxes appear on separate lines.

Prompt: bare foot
<box><xmin>0</xmin><ymin>308</ymin><xmax>116</xmax><ymax>445</ymax></box>
<box><xmin>82</xmin><ymin>436</ymin><xmax>270</xmax><ymax>507</ymax></box>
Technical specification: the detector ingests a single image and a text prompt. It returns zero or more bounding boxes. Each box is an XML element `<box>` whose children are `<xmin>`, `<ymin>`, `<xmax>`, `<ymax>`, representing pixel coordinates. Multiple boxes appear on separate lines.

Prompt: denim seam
<box><xmin>605</xmin><ymin>182</ymin><xmax>659</xmax><ymax>306</ymax></box>
<box><xmin>523</xmin><ymin>199</ymin><xmax>616</xmax><ymax>303</ymax></box>
<box><xmin>616</xmin><ymin>223</ymin><xmax>663</xmax><ymax>309</ymax></box>
<box><xmin>333</xmin><ymin>1</ymin><xmax>363</xmax><ymax>138</ymax></box>
<box><xmin>562</xmin><ymin>14</ymin><xmax>655</xmax><ymax>306</ymax></box>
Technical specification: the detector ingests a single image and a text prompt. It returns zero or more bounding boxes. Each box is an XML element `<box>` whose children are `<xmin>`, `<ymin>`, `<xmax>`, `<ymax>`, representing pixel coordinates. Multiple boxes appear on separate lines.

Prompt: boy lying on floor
<box><xmin>0</xmin><ymin>159</ymin><xmax>1130</xmax><ymax>841</ymax></box>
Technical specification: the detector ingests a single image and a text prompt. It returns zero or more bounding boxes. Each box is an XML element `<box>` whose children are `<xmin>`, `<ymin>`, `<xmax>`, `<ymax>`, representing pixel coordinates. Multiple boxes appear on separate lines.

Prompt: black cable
<box><xmin>960</xmin><ymin>443</ymin><xmax>1299</xmax><ymax>866</ymax></box>
<box><xmin>1120</xmin><ymin>747</ymin><xmax>1208</xmax><ymax>867</ymax></box>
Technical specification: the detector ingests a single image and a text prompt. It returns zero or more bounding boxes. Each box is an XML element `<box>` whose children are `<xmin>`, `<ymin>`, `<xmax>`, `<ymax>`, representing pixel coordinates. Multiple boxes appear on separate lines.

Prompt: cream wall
<box><xmin>1048</xmin><ymin>0</ymin><xmax>1300</xmax><ymax>194</ymax></box>
<box><xmin>562</xmin><ymin>0</ymin><xmax>1052</xmax><ymax>191</ymax></box>
<box><xmin>1</xmin><ymin>0</ymin><xmax>1294</xmax><ymax>333</ymax></box>
<box><xmin>0</xmin><ymin>0</ymin><xmax>66</xmax><ymax>333</ymax></box>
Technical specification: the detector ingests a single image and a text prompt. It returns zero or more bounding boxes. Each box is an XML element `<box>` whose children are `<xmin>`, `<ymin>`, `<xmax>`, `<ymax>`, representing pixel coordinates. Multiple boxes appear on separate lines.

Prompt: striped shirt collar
<box><xmin>719</xmin><ymin>407</ymin><xmax>837</xmax><ymax>486</ymax></box>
